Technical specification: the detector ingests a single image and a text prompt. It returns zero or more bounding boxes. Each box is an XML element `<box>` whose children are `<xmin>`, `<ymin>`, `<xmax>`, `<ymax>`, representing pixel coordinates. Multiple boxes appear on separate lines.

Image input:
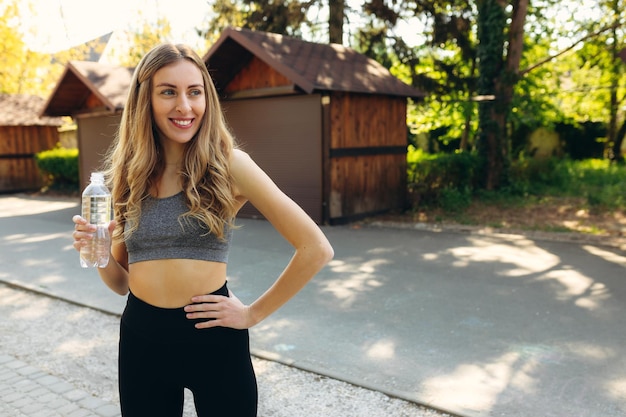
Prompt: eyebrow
<box><xmin>155</xmin><ymin>82</ymin><xmax>204</xmax><ymax>88</ymax></box>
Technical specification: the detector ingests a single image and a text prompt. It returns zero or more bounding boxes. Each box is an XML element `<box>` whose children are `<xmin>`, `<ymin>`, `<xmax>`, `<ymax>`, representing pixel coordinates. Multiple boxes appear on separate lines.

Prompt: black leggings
<box><xmin>118</xmin><ymin>282</ymin><xmax>258</xmax><ymax>417</ymax></box>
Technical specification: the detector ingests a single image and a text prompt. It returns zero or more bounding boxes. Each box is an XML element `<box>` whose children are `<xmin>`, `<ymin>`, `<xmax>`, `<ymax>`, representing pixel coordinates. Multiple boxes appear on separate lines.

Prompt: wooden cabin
<box><xmin>0</xmin><ymin>94</ymin><xmax>63</xmax><ymax>192</ymax></box>
<box><xmin>42</xmin><ymin>27</ymin><xmax>424</xmax><ymax>224</ymax></box>
<box><xmin>206</xmin><ymin>28</ymin><xmax>424</xmax><ymax>224</ymax></box>
<box><xmin>41</xmin><ymin>61</ymin><xmax>133</xmax><ymax>190</ymax></box>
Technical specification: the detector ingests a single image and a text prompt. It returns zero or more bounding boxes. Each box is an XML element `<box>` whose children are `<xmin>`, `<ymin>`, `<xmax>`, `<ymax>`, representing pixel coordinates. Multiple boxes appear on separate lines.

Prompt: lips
<box><xmin>171</xmin><ymin>118</ymin><xmax>193</xmax><ymax>128</ymax></box>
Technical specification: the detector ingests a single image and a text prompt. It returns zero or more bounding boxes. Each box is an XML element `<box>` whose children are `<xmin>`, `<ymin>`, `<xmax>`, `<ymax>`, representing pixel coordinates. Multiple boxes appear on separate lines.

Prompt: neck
<box><xmin>158</xmin><ymin>137</ymin><xmax>185</xmax><ymax>166</ymax></box>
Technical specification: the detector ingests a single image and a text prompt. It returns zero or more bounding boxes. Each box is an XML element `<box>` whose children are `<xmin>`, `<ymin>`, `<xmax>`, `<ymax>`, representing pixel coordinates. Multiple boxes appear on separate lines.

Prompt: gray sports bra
<box><xmin>124</xmin><ymin>192</ymin><xmax>232</xmax><ymax>264</ymax></box>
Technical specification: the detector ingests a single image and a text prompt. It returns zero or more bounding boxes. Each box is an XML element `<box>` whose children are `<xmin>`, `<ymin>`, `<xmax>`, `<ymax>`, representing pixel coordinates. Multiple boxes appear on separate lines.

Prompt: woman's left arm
<box><xmin>186</xmin><ymin>149</ymin><xmax>334</xmax><ymax>329</ymax></box>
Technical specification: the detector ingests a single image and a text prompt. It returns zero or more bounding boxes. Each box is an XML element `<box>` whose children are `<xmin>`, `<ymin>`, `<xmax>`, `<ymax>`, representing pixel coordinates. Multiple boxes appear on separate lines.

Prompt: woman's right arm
<box><xmin>72</xmin><ymin>216</ymin><xmax>130</xmax><ymax>296</ymax></box>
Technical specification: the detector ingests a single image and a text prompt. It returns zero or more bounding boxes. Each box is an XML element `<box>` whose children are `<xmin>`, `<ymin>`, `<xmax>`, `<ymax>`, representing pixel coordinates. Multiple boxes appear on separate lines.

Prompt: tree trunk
<box><xmin>329</xmin><ymin>0</ymin><xmax>344</xmax><ymax>44</ymax></box>
<box><xmin>476</xmin><ymin>0</ymin><xmax>527</xmax><ymax>190</ymax></box>
<box><xmin>611</xmin><ymin>120</ymin><xmax>626</xmax><ymax>163</ymax></box>
<box><xmin>460</xmin><ymin>59</ymin><xmax>478</xmax><ymax>151</ymax></box>
<box><xmin>476</xmin><ymin>0</ymin><xmax>507</xmax><ymax>190</ymax></box>
<box><xmin>608</xmin><ymin>3</ymin><xmax>623</xmax><ymax>162</ymax></box>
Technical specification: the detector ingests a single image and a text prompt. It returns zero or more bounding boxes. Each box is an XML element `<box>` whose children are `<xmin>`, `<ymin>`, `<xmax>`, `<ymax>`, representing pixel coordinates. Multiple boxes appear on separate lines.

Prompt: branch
<box><xmin>519</xmin><ymin>22</ymin><xmax>619</xmax><ymax>76</ymax></box>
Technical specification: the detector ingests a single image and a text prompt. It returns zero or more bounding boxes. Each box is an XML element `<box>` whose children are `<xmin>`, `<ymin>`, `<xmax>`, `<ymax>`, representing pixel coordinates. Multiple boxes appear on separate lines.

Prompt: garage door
<box><xmin>222</xmin><ymin>94</ymin><xmax>323</xmax><ymax>223</ymax></box>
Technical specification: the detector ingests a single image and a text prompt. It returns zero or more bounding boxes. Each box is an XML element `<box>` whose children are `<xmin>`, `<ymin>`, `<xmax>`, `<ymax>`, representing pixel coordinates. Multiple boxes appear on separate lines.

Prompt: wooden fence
<box><xmin>0</xmin><ymin>125</ymin><xmax>59</xmax><ymax>192</ymax></box>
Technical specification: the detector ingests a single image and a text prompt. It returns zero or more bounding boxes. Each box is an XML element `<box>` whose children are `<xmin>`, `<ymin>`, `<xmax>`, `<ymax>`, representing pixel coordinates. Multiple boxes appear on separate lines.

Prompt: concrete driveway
<box><xmin>1</xmin><ymin>193</ymin><xmax>625</xmax><ymax>417</ymax></box>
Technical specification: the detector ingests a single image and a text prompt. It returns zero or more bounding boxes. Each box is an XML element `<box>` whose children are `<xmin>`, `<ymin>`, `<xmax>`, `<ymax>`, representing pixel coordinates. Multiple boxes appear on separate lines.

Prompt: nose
<box><xmin>176</xmin><ymin>95</ymin><xmax>192</xmax><ymax>113</ymax></box>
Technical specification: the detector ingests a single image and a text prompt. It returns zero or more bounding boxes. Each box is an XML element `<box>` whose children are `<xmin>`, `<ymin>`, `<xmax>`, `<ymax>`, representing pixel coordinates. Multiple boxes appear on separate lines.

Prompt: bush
<box><xmin>407</xmin><ymin>146</ymin><xmax>482</xmax><ymax>208</ymax></box>
<box><xmin>563</xmin><ymin>159</ymin><xmax>626</xmax><ymax>208</ymax></box>
<box><xmin>408</xmin><ymin>152</ymin><xmax>626</xmax><ymax>213</ymax></box>
<box><xmin>509</xmin><ymin>158</ymin><xmax>626</xmax><ymax>208</ymax></box>
<box><xmin>440</xmin><ymin>186</ymin><xmax>472</xmax><ymax>212</ymax></box>
<box><xmin>508</xmin><ymin>156</ymin><xmax>566</xmax><ymax>195</ymax></box>
<box><xmin>34</xmin><ymin>146</ymin><xmax>79</xmax><ymax>191</ymax></box>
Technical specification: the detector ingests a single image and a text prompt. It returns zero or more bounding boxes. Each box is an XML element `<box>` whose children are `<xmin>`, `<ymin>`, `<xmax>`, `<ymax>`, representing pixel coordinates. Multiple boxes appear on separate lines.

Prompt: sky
<box><xmin>20</xmin><ymin>0</ymin><xmax>421</xmax><ymax>56</ymax></box>
<box><xmin>19</xmin><ymin>0</ymin><xmax>600</xmax><ymax>56</ymax></box>
<box><xmin>20</xmin><ymin>0</ymin><xmax>210</xmax><ymax>53</ymax></box>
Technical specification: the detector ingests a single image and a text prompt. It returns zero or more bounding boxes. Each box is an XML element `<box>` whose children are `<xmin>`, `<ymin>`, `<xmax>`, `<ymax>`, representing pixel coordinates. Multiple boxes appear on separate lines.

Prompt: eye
<box><xmin>160</xmin><ymin>88</ymin><xmax>176</xmax><ymax>96</ymax></box>
<box><xmin>189</xmin><ymin>89</ymin><xmax>203</xmax><ymax>96</ymax></box>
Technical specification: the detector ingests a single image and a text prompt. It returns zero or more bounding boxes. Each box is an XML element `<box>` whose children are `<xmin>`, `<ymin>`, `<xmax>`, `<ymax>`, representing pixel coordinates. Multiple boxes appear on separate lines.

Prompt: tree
<box><xmin>200</xmin><ymin>0</ymin><xmax>624</xmax><ymax>184</ymax></box>
<box><xmin>205</xmin><ymin>0</ymin><xmax>352</xmax><ymax>46</ymax></box>
<box><xmin>598</xmin><ymin>0</ymin><xmax>626</xmax><ymax>163</ymax></box>
<box><xmin>360</xmin><ymin>1</ymin><xmax>579</xmax><ymax>189</ymax></box>
<box><xmin>0</xmin><ymin>1</ymin><xmax>52</xmax><ymax>95</ymax></box>
<box><xmin>114</xmin><ymin>17</ymin><xmax>175</xmax><ymax>67</ymax></box>
<box><xmin>0</xmin><ymin>0</ymin><xmax>102</xmax><ymax>97</ymax></box>
<box><xmin>474</xmin><ymin>0</ymin><xmax>529</xmax><ymax>189</ymax></box>
<box><xmin>536</xmin><ymin>1</ymin><xmax>626</xmax><ymax>162</ymax></box>
<box><xmin>206</xmin><ymin>0</ymin><xmax>318</xmax><ymax>40</ymax></box>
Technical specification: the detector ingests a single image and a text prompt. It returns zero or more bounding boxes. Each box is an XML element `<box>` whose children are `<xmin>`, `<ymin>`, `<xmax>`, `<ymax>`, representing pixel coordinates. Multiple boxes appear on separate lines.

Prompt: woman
<box><xmin>72</xmin><ymin>43</ymin><xmax>334</xmax><ymax>417</ymax></box>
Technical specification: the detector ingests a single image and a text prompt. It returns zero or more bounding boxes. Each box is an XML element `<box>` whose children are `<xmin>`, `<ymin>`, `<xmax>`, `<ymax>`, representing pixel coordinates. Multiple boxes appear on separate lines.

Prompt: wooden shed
<box><xmin>0</xmin><ymin>94</ymin><xmax>63</xmax><ymax>193</ymax></box>
<box><xmin>42</xmin><ymin>61</ymin><xmax>133</xmax><ymax>190</ymax></box>
<box><xmin>42</xmin><ymin>28</ymin><xmax>424</xmax><ymax>224</ymax></box>
<box><xmin>206</xmin><ymin>28</ymin><xmax>424</xmax><ymax>224</ymax></box>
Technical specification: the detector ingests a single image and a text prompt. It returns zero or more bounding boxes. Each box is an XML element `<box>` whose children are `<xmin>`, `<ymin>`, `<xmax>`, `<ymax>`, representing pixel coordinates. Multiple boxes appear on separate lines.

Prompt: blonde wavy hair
<box><xmin>104</xmin><ymin>43</ymin><xmax>238</xmax><ymax>242</ymax></box>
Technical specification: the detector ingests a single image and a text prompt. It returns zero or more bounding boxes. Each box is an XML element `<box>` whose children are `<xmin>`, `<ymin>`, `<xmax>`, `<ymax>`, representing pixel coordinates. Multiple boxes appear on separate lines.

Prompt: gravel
<box><xmin>0</xmin><ymin>283</ymin><xmax>452</xmax><ymax>417</ymax></box>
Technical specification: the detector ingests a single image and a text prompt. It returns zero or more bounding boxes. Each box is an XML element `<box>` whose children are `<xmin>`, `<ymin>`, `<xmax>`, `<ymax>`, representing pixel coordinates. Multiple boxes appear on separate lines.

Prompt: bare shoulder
<box><xmin>228</xmin><ymin>147</ymin><xmax>296</xmax><ymax>218</ymax></box>
<box><xmin>229</xmin><ymin>148</ymin><xmax>272</xmax><ymax>202</ymax></box>
<box><xmin>230</xmin><ymin>148</ymin><xmax>253</xmax><ymax>168</ymax></box>
<box><xmin>229</xmin><ymin>148</ymin><xmax>268</xmax><ymax>188</ymax></box>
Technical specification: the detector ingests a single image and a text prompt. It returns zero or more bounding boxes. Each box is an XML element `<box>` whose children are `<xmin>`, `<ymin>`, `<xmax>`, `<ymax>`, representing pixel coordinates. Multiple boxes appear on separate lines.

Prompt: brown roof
<box><xmin>0</xmin><ymin>94</ymin><xmax>63</xmax><ymax>126</ymax></box>
<box><xmin>42</xmin><ymin>61</ymin><xmax>133</xmax><ymax>117</ymax></box>
<box><xmin>203</xmin><ymin>27</ymin><xmax>425</xmax><ymax>99</ymax></box>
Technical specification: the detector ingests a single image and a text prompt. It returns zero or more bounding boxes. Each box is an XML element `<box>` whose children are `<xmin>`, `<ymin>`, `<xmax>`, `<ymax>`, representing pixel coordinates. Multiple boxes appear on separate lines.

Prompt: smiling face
<box><xmin>151</xmin><ymin>59</ymin><xmax>206</xmax><ymax>147</ymax></box>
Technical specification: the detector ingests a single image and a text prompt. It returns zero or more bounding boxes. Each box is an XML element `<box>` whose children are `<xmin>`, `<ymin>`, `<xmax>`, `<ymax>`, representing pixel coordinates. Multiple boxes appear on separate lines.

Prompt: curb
<box><xmin>364</xmin><ymin>220</ymin><xmax>626</xmax><ymax>251</ymax></box>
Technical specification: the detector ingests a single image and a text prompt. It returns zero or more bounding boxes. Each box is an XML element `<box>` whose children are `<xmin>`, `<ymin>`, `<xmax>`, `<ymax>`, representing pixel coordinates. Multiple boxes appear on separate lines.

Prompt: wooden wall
<box><xmin>225</xmin><ymin>56</ymin><xmax>292</xmax><ymax>92</ymax></box>
<box><xmin>77</xmin><ymin>114</ymin><xmax>121</xmax><ymax>190</ymax></box>
<box><xmin>328</xmin><ymin>92</ymin><xmax>407</xmax><ymax>221</ymax></box>
<box><xmin>221</xmin><ymin>57</ymin><xmax>410</xmax><ymax>223</ymax></box>
<box><xmin>0</xmin><ymin>126</ymin><xmax>59</xmax><ymax>192</ymax></box>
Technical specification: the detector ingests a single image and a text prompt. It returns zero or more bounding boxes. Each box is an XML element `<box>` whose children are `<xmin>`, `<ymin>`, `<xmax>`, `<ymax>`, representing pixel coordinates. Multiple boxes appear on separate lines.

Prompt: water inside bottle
<box><xmin>80</xmin><ymin>194</ymin><xmax>111</xmax><ymax>267</ymax></box>
<box><xmin>82</xmin><ymin>195</ymin><xmax>111</xmax><ymax>225</ymax></box>
<box><xmin>80</xmin><ymin>225</ymin><xmax>110</xmax><ymax>268</ymax></box>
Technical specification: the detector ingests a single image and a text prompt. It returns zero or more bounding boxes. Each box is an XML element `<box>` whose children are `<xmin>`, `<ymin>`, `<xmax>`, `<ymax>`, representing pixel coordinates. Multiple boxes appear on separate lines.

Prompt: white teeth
<box><xmin>173</xmin><ymin>119</ymin><xmax>191</xmax><ymax>126</ymax></box>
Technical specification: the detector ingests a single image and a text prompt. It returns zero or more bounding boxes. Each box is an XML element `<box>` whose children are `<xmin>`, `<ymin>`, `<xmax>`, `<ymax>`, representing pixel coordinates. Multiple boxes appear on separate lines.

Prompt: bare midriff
<box><xmin>128</xmin><ymin>259</ymin><xmax>227</xmax><ymax>308</ymax></box>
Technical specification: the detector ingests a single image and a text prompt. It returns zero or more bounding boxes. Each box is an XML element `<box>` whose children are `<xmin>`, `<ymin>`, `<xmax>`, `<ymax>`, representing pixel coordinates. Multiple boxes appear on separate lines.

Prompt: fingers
<box><xmin>73</xmin><ymin>215</ymin><xmax>92</xmax><ymax>229</ymax></box>
<box><xmin>184</xmin><ymin>295</ymin><xmax>226</xmax><ymax>320</ymax></box>
<box><xmin>73</xmin><ymin>214</ymin><xmax>85</xmax><ymax>225</ymax></box>
<box><xmin>108</xmin><ymin>220</ymin><xmax>117</xmax><ymax>234</ymax></box>
<box><xmin>72</xmin><ymin>215</ymin><xmax>95</xmax><ymax>252</ymax></box>
<box><xmin>184</xmin><ymin>295</ymin><xmax>250</xmax><ymax>330</ymax></box>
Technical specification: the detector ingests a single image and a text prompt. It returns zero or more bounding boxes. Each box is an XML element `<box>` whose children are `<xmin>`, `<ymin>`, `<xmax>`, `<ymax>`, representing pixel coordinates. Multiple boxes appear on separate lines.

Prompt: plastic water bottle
<box><xmin>80</xmin><ymin>172</ymin><xmax>111</xmax><ymax>268</ymax></box>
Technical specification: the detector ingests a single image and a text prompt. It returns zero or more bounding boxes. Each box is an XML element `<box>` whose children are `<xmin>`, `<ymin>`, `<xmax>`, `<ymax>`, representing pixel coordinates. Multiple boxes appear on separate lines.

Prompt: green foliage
<box><xmin>493</xmin><ymin>157</ymin><xmax>626</xmax><ymax>209</ymax></box>
<box><xmin>439</xmin><ymin>187</ymin><xmax>473</xmax><ymax>213</ymax></box>
<box><xmin>206</xmin><ymin>0</ymin><xmax>315</xmax><ymax>40</ymax></box>
<box><xmin>407</xmin><ymin>145</ymin><xmax>482</xmax><ymax>209</ymax></box>
<box><xmin>540</xmin><ymin>158</ymin><xmax>626</xmax><ymax>208</ymax></box>
<box><xmin>114</xmin><ymin>17</ymin><xmax>185</xmax><ymax>67</ymax></box>
<box><xmin>34</xmin><ymin>146</ymin><xmax>79</xmax><ymax>191</ymax></box>
<box><xmin>0</xmin><ymin>0</ymin><xmax>100</xmax><ymax>96</ymax></box>
<box><xmin>507</xmin><ymin>156</ymin><xmax>566</xmax><ymax>195</ymax></box>
<box><xmin>408</xmin><ymin>147</ymin><xmax>626</xmax><ymax>212</ymax></box>
<box><xmin>0</xmin><ymin>1</ymin><xmax>49</xmax><ymax>94</ymax></box>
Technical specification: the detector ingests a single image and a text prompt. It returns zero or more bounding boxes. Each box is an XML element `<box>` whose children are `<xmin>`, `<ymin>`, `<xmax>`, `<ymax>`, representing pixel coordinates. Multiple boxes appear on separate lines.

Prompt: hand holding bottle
<box><xmin>72</xmin><ymin>215</ymin><xmax>117</xmax><ymax>265</ymax></box>
<box><xmin>75</xmin><ymin>172</ymin><xmax>113</xmax><ymax>268</ymax></box>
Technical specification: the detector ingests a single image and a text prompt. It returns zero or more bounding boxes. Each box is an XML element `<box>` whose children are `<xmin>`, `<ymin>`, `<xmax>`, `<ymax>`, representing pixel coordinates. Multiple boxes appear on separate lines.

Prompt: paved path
<box><xmin>0</xmin><ymin>354</ymin><xmax>119</xmax><ymax>417</ymax></box>
<box><xmin>1</xmin><ymin>193</ymin><xmax>626</xmax><ymax>417</ymax></box>
<box><xmin>0</xmin><ymin>282</ymin><xmax>435</xmax><ymax>417</ymax></box>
